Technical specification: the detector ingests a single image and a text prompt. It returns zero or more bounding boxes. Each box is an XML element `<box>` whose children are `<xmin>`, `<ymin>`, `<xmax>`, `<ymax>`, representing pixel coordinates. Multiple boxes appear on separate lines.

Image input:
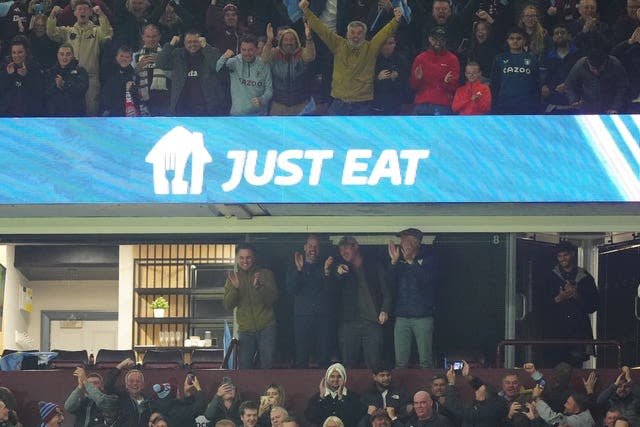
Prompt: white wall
<box><xmin>1</xmin><ymin>245</ymin><xmax>31</xmax><ymax>350</ymax></box>
<box><xmin>118</xmin><ymin>245</ymin><xmax>134</xmax><ymax>349</ymax></box>
<box><xmin>2</xmin><ymin>245</ymin><xmax>135</xmax><ymax>352</ymax></box>
<box><xmin>27</xmin><ymin>280</ymin><xmax>118</xmax><ymax>347</ymax></box>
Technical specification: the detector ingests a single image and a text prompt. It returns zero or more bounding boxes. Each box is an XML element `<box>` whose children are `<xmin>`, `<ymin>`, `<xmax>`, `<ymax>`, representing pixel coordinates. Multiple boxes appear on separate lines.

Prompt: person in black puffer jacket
<box><xmin>44</xmin><ymin>43</ymin><xmax>89</xmax><ymax>116</ymax></box>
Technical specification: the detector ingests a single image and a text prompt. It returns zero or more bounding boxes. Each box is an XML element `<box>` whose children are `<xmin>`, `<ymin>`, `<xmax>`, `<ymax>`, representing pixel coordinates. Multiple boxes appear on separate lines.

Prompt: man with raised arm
<box><xmin>103</xmin><ymin>358</ymin><xmax>151</xmax><ymax>427</ymax></box>
<box><xmin>155</xmin><ymin>30</ymin><xmax>225</xmax><ymax>116</ymax></box>
<box><xmin>64</xmin><ymin>367</ymin><xmax>107</xmax><ymax>427</ymax></box>
<box><xmin>298</xmin><ymin>0</ymin><xmax>403</xmax><ymax>115</ymax></box>
<box><xmin>47</xmin><ymin>0</ymin><xmax>112</xmax><ymax>116</ymax></box>
<box><xmin>261</xmin><ymin>21</ymin><xmax>316</xmax><ymax>115</ymax></box>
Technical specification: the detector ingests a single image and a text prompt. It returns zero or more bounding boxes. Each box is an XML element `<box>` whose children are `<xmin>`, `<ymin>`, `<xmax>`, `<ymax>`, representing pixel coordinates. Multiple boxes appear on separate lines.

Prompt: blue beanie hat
<box><xmin>39</xmin><ymin>401</ymin><xmax>60</xmax><ymax>425</ymax></box>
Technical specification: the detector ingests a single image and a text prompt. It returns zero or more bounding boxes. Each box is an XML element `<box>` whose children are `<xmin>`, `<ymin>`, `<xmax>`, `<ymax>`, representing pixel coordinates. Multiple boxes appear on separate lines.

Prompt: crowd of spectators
<box><xmin>0</xmin><ymin>0</ymin><xmax>638</xmax><ymax>117</ymax></box>
<box><xmin>3</xmin><ymin>360</ymin><xmax>640</xmax><ymax>427</ymax></box>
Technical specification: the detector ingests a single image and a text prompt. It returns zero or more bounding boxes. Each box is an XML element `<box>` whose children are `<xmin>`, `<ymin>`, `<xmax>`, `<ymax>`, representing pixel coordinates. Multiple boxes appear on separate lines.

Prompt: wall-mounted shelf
<box><xmin>132</xmin><ymin>244</ymin><xmax>236</xmax><ymax>349</ymax></box>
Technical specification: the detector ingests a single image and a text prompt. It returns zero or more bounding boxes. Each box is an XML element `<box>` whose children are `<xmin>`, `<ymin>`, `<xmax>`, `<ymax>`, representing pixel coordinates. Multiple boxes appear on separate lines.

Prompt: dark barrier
<box><xmin>495</xmin><ymin>339</ymin><xmax>622</xmax><ymax>368</ymax></box>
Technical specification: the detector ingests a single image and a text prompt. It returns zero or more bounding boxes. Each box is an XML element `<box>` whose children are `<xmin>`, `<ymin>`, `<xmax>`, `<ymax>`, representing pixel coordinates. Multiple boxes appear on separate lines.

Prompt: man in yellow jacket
<box><xmin>299</xmin><ymin>0</ymin><xmax>403</xmax><ymax>115</ymax></box>
<box><xmin>224</xmin><ymin>243</ymin><xmax>278</xmax><ymax>369</ymax></box>
<box><xmin>47</xmin><ymin>0</ymin><xmax>113</xmax><ymax>115</ymax></box>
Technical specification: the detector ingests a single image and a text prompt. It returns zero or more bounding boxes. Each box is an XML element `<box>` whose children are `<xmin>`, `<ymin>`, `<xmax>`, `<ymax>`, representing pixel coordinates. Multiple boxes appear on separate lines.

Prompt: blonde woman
<box><xmin>305</xmin><ymin>363</ymin><xmax>363</xmax><ymax>427</ymax></box>
<box><xmin>519</xmin><ymin>5</ymin><xmax>552</xmax><ymax>60</ymax></box>
<box><xmin>322</xmin><ymin>416</ymin><xmax>344</xmax><ymax>427</ymax></box>
<box><xmin>258</xmin><ymin>384</ymin><xmax>287</xmax><ymax>426</ymax></box>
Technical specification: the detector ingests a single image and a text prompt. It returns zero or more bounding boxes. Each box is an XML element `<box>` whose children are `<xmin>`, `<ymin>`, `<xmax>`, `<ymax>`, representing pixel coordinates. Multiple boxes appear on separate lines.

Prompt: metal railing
<box><xmin>222</xmin><ymin>338</ymin><xmax>239</xmax><ymax>369</ymax></box>
<box><xmin>496</xmin><ymin>339</ymin><xmax>622</xmax><ymax>368</ymax></box>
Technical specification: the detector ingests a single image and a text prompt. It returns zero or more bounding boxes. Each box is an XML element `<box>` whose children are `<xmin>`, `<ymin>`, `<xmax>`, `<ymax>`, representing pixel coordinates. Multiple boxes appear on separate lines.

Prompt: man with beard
<box><xmin>538</xmin><ymin>241</ymin><xmax>599</xmax><ymax>367</ymax></box>
<box><xmin>541</xmin><ymin>24</ymin><xmax>582</xmax><ymax>113</ymax></box>
<box><xmin>262</xmin><ymin>22</ymin><xmax>316</xmax><ymax>115</ymax></box>
<box><xmin>410</xmin><ymin>27</ymin><xmax>459</xmax><ymax>115</ymax></box>
<box><xmin>597</xmin><ymin>366</ymin><xmax>640</xmax><ymax>427</ymax></box>
<box><xmin>417</xmin><ymin>0</ymin><xmax>479</xmax><ymax>52</ymax></box>
<box><xmin>533</xmin><ymin>386</ymin><xmax>596</xmax><ymax>427</ymax></box>
<box><xmin>360</xmin><ymin>367</ymin><xmax>411</xmax><ymax>426</ymax></box>
<box><xmin>298</xmin><ymin>0</ymin><xmax>403</xmax><ymax>115</ymax></box>
<box><xmin>156</xmin><ymin>29</ymin><xmax>225</xmax><ymax>115</ymax></box>
<box><xmin>285</xmin><ymin>235</ymin><xmax>335</xmax><ymax>368</ymax></box>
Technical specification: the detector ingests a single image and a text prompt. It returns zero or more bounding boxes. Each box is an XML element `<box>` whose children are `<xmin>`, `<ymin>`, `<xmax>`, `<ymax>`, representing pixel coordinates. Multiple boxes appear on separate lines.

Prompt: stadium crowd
<box><xmin>0</xmin><ymin>0</ymin><xmax>639</xmax><ymax>116</ymax></box>
<box><xmin>0</xmin><ymin>232</ymin><xmax>615</xmax><ymax>427</ymax></box>
<box><xmin>2</xmin><ymin>360</ymin><xmax>640</xmax><ymax>427</ymax></box>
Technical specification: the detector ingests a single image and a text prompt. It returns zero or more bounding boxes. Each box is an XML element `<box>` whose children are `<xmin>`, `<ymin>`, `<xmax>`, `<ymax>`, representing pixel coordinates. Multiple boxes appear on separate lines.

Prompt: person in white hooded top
<box><xmin>305</xmin><ymin>363</ymin><xmax>365</xmax><ymax>427</ymax></box>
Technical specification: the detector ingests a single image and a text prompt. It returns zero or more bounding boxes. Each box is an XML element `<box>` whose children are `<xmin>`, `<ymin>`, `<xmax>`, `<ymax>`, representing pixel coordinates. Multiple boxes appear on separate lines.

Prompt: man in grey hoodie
<box><xmin>217</xmin><ymin>34</ymin><xmax>273</xmax><ymax>115</ymax></box>
<box><xmin>533</xmin><ymin>385</ymin><xmax>595</xmax><ymax>427</ymax></box>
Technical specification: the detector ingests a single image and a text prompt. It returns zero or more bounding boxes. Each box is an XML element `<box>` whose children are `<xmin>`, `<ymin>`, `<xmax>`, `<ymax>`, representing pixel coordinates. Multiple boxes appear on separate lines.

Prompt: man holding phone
<box><xmin>133</xmin><ymin>24</ymin><xmax>170</xmax><ymax>115</ymax></box>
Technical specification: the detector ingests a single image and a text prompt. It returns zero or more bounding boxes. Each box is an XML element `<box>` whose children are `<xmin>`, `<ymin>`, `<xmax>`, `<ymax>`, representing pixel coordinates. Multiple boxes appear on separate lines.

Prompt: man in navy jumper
<box><xmin>285</xmin><ymin>234</ymin><xmax>336</xmax><ymax>368</ymax></box>
<box><xmin>490</xmin><ymin>27</ymin><xmax>541</xmax><ymax>114</ymax></box>
<box><xmin>387</xmin><ymin>228</ymin><xmax>437</xmax><ymax>368</ymax></box>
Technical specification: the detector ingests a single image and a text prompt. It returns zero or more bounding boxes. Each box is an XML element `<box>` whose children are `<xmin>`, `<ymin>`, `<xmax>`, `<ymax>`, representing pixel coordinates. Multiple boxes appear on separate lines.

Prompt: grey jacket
<box><xmin>535</xmin><ymin>399</ymin><xmax>595</xmax><ymax>427</ymax></box>
<box><xmin>565</xmin><ymin>55</ymin><xmax>629</xmax><ymax>113</ymax></box>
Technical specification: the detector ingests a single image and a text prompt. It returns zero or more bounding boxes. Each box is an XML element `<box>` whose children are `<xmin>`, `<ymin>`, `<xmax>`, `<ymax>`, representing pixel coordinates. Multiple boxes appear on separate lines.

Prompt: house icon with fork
<box><xmin>145</xmin><ymin>126</ymin><xmax>213</xmax><ymax>195</ymax></box>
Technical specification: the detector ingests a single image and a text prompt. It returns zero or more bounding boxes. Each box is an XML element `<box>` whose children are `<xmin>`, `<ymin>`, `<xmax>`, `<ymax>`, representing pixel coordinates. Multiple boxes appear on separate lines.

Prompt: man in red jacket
<box><xmin>452</xmin><ymin>61</ymin><xmax>491</xmax><ymax>115</ymax></box>
<box><xmin>409</xmin><ymin>26</ymin><xmax>460</xmax><ymax>115</ymax></box>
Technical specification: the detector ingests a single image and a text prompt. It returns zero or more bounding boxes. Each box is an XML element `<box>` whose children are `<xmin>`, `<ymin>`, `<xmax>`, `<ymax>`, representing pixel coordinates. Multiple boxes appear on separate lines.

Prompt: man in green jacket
<box><xmin>299</xmin><ymin>0</ymin><xmax>403</xmax><ymax>115</ymax></box>
<box><xmin>224</xmin><ymin>243</ymin><xmax>278</xmax><ymax>369</ymax></box>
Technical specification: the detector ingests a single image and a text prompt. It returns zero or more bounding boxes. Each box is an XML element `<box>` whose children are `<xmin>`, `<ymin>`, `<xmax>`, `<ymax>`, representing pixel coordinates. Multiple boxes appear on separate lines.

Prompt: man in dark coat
<box><xmin>45</xmin><ymin>44</ymin><xmax>89</xmax><ymax>116</ymax></box>
<box><xmin>539</xmin><ymin>241</ymin><xmax>599</xmax><ymax>367</ymax></box>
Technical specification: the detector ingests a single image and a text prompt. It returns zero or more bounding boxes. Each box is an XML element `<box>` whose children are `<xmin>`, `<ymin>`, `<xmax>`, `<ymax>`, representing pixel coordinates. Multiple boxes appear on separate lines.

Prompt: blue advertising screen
<box><xmin>0</xmin><ymin>115</ymin><xmax>638</xmax><ymax>204</ymax></box>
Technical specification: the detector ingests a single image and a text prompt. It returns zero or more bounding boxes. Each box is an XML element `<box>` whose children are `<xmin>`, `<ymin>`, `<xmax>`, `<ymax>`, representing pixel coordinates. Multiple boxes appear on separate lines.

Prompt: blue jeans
<box><xmin>413</xmin><ymin>103</ymin><xmax>452</xmax><ymax>116</ymax></box>
<box><xmin>329</xmin><ymin>99</ymin><xmax>372</xmax><ymax>116</ymax></box>
<box><xmin>339</xmin><ymin>319</ymin><xmax>382</xmax><ymax>368</ymax></box>
<box><xmin>394</xmin><ymin>316</ymin><xmax>434</xmax><ymax>368</ymax></box>
<box><xmin>238</xmin><ymin>323</ymin><xmax>276</xmax><ymax>369</ymax></box>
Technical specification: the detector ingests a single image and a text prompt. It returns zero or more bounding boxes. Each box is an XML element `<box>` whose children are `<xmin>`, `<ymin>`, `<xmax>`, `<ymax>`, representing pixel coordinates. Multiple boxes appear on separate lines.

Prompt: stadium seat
<box><xmin>94</xmin><ymin>349</ymin><xmax>136</xmax><ymax>369</ymax></box>
<box><xmin>50</xmin><ymin>349</ymin><xmax>88</xmax><ymax>368</ymax></box>
<box><xmin>142</xmin><ymin>349</ymin><xmax>184</xmax><ymax>369</ymax></box>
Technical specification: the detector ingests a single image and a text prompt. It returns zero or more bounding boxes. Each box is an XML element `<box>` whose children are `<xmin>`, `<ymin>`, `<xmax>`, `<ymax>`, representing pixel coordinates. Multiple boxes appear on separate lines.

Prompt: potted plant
<box><xmin>151</xmin><ymin>297</ymin><xmax>169</xmax><ymax>318</ymax></box>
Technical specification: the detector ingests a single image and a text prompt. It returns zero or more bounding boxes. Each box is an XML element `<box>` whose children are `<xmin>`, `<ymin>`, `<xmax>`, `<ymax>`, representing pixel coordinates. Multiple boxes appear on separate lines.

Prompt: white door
<box><xmin>50</xmin><ymin>320</ymin><xmax>118</xmax><ymax>354</ymax></box>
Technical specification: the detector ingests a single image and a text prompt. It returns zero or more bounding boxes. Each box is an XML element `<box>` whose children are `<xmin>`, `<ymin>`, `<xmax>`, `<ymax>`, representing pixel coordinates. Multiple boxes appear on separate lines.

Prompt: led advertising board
<box><xmin>0</xmin><ymin>115</ymin><xmax>638</xmax><ymax>204</ymax></box>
